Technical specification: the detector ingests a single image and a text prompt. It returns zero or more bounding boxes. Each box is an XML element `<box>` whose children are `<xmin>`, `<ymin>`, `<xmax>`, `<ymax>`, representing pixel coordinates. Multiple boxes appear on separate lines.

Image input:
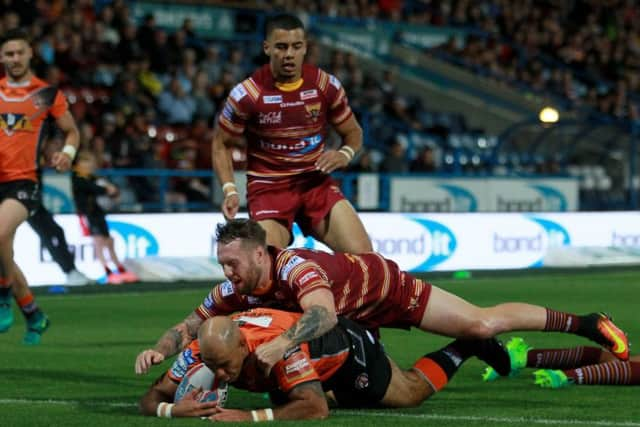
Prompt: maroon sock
<box><xmin>544</xmin><ymin>308</ymin><xmax>580</xmax><ymax>333</ymax></box>
<box><xmin>116</xmin><ymin>264</ymin><xmax>127</xmax><ymax>273</ymax></box>
<box><xmin>565</xmin><ymin>361</ymin><xmax>640</xmax><ymax>385</ymax></box>
<box><xmin>527</xmin><ymin>346</ymin><xmax>603</xmax><ymax>369</ymax></box>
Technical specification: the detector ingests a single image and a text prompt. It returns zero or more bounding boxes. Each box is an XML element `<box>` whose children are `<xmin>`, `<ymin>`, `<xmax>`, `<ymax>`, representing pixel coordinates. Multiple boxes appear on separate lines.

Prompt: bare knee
<box><xmin>463</xmin><ymin>316</ymin><xmax>498</xmax><ymax>339</ymax></box>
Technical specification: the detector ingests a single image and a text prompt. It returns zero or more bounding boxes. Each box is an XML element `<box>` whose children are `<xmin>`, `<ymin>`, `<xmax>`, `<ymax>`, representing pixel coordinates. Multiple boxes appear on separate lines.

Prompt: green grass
<box><xmin>1</xmin><ymin>268</ymin><xmax>640</xmax><ymax>426</ymax></box>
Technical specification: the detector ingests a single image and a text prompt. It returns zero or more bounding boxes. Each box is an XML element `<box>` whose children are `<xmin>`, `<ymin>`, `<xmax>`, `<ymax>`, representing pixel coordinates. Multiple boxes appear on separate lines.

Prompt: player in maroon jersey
<box><xmin>212</xmin><ymin>13</ymin><xmax>372</xmax><ymax>254</ymax></box>
<box><xmin>135</xmin><ymin>219</ymin><xmax>629</xmax><ymax>377</ymax></box>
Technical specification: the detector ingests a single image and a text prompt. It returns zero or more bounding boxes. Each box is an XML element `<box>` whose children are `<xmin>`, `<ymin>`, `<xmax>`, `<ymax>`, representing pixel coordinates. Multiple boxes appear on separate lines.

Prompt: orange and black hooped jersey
<box><xmin>168</xmin><ymin>308</ymin><xmax>350</xmax><ymax>393</ymax></box>
<box><xmin>0</xmin><ymin>76</ymin><xmax>68</xmax><ymax>183</ymax></box>
<box><xmin>218</xmin><ymin>64</ymin><xmax>352</xmax><ymax>185</ymax></box>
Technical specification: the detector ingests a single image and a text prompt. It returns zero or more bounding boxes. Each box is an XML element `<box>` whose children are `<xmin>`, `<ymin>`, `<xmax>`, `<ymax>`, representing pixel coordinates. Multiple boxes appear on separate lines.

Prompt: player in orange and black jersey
<box><xmin>139</xmin><ymin>307</ymin><xmax>509</xmax><ymax>420</ymax></box>
<box><xmin>212</xmin><ymin>13</ymin><xmax>373</xmax><ymax>255</ymax></box>
<box><xmin>0</xmin><ymin>28</ymin><xmax>80</xmax><ymax>344</ymax></box>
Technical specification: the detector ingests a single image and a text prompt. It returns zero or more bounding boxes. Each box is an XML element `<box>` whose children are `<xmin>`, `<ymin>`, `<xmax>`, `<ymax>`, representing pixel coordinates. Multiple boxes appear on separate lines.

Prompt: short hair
<box><xmin>0</xmin><ymin>28</ymin><xmax>30</xmax><ymax>48</ymax></box>
<box><xmin>265</xmin><ymin>13</ymin><xmax>304</xmax><ymax>38</ymax></box>
<box><xmin>216</xmin><ymin>219</ymin><xmax>267</xmax><ymax>247</ymax></box>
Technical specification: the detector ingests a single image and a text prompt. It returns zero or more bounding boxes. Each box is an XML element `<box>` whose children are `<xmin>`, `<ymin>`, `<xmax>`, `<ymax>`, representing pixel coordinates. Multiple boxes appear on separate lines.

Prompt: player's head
<box><xmin>75</xmin><ymin>150</ymin><xmax>97</xmax><ymax>174</ymax></box>
<box><xmin>0</xmin><ymin>28</ymin><xmax>33</xmax><ymax>82</ymax></box>
<box><xmin>199</xmin><ymin>316</ymin><xmax>248</xmax><ymax>383</ymax></box>
<box><xmin>216</xmin><ymin>219</ymin><xmax>269</xmax><ymax>294</ymax></box>
<box><xmin>263</xmin><ymin>14</ymin><xmax>306</xmax><ymax>82</ymax></box>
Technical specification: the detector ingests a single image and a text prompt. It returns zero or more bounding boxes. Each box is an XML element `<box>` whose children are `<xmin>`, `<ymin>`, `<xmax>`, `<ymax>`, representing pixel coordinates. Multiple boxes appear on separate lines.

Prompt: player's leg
<box><xmin>312</xmin><ymin>199</ymin><xmax>372</xmax><ymax>254</ymax></box>
<box><xmin>0</xmin><ymin>199</ymin><xmax>29</xmax><ymax>332</ymax></box>
<box><xmin>382</xmin><ymin>337</ymin><xmax>510</xmax><ymax>407</ymax></box>
<box><xmin>27</xmin><ymin>204</ymin><xmax>76</xmax><ymax>274</ymax></box>
<box><xmin>418</xmin><ymin>285</ymin><xmax>629</xmax><ymax>361</ymax></box>
<box><xmin>257</xmin><ymin>219</ymin><xmax>291</xmax><ymax>248</ymax></box>
<box><xmin>535</xmin><ymin>359</ymin><xmax>640</xmax><ymax>388</ymax></box>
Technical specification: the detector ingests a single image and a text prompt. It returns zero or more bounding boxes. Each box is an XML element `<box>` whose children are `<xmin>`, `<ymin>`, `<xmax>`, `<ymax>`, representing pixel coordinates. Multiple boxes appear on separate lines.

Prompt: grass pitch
<box><xmin>1</xmin><ymin>268</ymin><xmax>639</xmax><ymax>426</ymax></box>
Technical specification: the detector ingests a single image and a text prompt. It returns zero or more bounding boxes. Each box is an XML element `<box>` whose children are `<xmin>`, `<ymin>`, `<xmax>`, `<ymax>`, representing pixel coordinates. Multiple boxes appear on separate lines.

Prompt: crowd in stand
<box><xmin>1</xmin><ymin>0</ymin><xmax>636</xmax><ymax>208</ymax></box>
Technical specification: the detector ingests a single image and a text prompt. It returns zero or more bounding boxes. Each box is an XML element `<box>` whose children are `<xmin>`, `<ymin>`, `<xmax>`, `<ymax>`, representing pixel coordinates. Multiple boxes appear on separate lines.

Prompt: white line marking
<box><xmin>336</xmin><ymin>410</ymin><xmax>640</xmax><ymax>427</ymax></box>
<box><xmin>1</xmin><ymin>399</ymin><xmax>638</xmax><ymax>426</ymax></box>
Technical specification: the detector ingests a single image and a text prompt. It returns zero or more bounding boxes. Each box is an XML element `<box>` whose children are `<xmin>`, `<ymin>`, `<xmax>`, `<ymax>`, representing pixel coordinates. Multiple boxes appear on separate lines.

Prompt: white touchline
<box><xmin>1</xmin><ymin>399</ymin><xmax>639</xmax><ymax>427</ymax></box>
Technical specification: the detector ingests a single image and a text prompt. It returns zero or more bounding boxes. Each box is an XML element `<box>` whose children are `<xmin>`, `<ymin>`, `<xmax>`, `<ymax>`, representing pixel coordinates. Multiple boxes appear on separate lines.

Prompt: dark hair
<box><xmin>265</xmin><ymin>13</ymin><xmax>304</xmax><ymax>38</ymax></box>
<box><xmin>216</xmin><ymin>219</ymin><xmax>267</xmax><ymax>247</ymax></box>
<box><xmin>0</xmin><ymin>28</ymin><xmax>30</xmax><ymax>47</ymax></box>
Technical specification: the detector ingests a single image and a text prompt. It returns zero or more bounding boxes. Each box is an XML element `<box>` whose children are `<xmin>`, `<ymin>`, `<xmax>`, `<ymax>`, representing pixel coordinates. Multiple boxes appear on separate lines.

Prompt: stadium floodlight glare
<box><xmin>539</xmin><ymin>106</ymin><xmax>559</xmax><ymax>123</ymax></box>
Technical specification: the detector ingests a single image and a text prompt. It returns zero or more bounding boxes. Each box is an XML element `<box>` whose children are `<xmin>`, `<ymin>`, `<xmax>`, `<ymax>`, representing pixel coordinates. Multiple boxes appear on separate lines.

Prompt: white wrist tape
<box><xmin>265</xmin><ymin>408</ymin><xmax>274</xmax><ymax>421</ymax></box>
<box><xmin>62</xmin><ymin>145</ymin><xmax>77</xmax><ymax>160</ymax></box>
<box><xmin>156</xmin><ymin>402</ymin><xmax>173</xmax><ymax>418</ymax></box>
<box><xmin>338</xmin><ymin>146</ymin><xmax>354</xmax><ymax>162</ymax></box>
<box><xmin>222</xmin><ymin>182</ymin><xmax>237</xmax><ymax>193</ymax></box>
<box><xmin>224</xmin><ymin>190</ymin><xmax>239</xmax><ymax>198</ymax></box>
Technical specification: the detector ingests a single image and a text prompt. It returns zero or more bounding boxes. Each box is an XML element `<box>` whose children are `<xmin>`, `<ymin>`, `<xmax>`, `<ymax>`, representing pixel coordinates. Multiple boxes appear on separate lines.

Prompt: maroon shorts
<box><xmin>353</xmin><ymin>272</ymin><xmax>433</xmax><ymax>331</ymax></box>
<box><xmin>247</xmin><ymin>173</ymin><xmax>346</xmax><ymax>236</ymax></box>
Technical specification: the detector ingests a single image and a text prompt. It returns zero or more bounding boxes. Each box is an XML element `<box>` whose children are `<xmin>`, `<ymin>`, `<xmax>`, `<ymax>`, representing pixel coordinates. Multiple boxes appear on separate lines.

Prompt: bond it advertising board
<box><xmin>391</xmin><ymin>177</ymin><xmax>579</xmax><ymax>212</ymax></box>
<box><xmin>14</xmin><ymin>212</ymin><xmax>640</xmax><ymax>286</ymax></box>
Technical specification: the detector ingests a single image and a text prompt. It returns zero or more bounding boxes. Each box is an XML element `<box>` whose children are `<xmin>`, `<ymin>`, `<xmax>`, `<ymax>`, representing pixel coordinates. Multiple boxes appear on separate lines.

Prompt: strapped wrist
<box><xmin>62</xmin><ymin>144</ymin><xmax>77</xmax><ymax>160</ymax></box>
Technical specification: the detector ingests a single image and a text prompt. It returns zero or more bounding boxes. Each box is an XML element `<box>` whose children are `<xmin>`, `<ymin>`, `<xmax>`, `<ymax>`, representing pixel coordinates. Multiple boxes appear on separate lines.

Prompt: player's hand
<box><xmin>315</xmin><ymin>149</ymin><xmax>350</xmax><ymax>174</ymax></box>
<box><xmin>208</xmin><ymin>407</ymin><xmax>252</xmax><ymax>422</ymax></box>
<box><xmin>254</xmin><ymin>335</ymin><xmax>290</xmax><ymax>376</ymax></box>
<box><xmin>105</xmin><ymin>183</ymin><xmax>119</xmax><ymax>197</ymax></box>
<box><xmin>172</xmin><ymin>389</ymin><xmax>219</xmax><ymax>418</ymax></box>
<box><xmin>222</xmin><ymin>193</ymin><xmax>240</xmax><ymax>220</ymax></box>
<box><xmin>51</xmin><ymin>151</ymin><xmax>73</xmax><ymax>172</ymax></box>
<box><xmin>135</xmin><ymin>349</ymin><xmax>165</xmax><ymax>374</ymax></box>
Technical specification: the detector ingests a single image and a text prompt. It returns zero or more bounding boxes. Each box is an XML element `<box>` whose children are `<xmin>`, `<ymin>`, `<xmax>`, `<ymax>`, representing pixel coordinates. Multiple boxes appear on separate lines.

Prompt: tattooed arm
<box><xmin>254</xmin><ymin>288</ymin><xmax>338</xmax><ymax>374</ymax></box>
<box><xmin>134</xmin><ymin>312</ymin><xmax>204</xmax><ymax>374</ymax></box>
<box><xmin>209</xmin><ymin>381</ymin><xmax>329</xmax><ymax>422</ymax></box>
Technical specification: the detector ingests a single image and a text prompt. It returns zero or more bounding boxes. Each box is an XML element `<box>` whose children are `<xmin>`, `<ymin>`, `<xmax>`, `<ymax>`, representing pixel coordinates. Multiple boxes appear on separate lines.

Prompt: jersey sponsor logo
<box><xmin>263</xmin><ymin>95</ymin><xmax>283</xmax><ymax>104</ymax></box>
<box><xmin>298</xmin><ymin>271</ymin><xmax>319</xmax><ymax>285</ymax></box>
<box><xmin>171</xmin><ymin>348</ymin><xmax>197</xmax><ymax>379</ymax></box>
<box><xmin>234</xmin><ymin>315</ymin><xmax>273</xmax><ymax>328</ymax></box>
<box><xmin>0</xmin><ymin>113</ymin><xmax>33</xmax><ymax>136</ymax></box>
<box><xmin>221</xmin><ymin>103</ymin><xmax>235</xmax><ymax>121</ymax></box>
<box><xmin>329</xmin><ymin>74</ymin><xmax>341</xmax><ymax>89</ymax></box>
<box><xmin>305</xmin><ymin>103</ymin><xmax>321</xmax><ymax>122</ymax></box>
<box><xmin>203</xmin><ymin>293</ymin><xmax>215</xmax><ymax>310</ymax></box>
<box><xmin>280</xmin><ymin>101</ymin><xmax>304</xmax><ymax>108</ymax></box>
<box><xmin>220</xmin><ymin>280</ymin><xmax>234</xmax><ymax>297</ymax></box>
<box><xmin>230</xmin><ymin>84</ymin><xmax>248</xmax><ymax>101</ymax></box>
<box><xmin>283</xmin><ymin>351</ymin><xmax>312</xmax><ymax>380</ymax></box>
<box><xmin>258</xmin><ymin>111</ymin><xmax>282</xmax><ymax>125</ymax></box>
<box><xmin>354</xmin><ymin>373</ymin><xmax>369</xmax><ymax>390</ymax></box>
<box><xmin>247</xmin><ymin>296</ymin><xmax>262</xmax><ymax>304</ymax></box>
<box><xmin>280</xmin><ymin>255</ymin><xmax>305</xmax><ymax>280</ymax></box>
<box><xmin>300</xmin><ymin>89</ymin><xmax>318</xmax><ymax>100</ymax></box>
<box><xmin>283</xmin><ymin>346</ymin><xmax>301</xmax><ymax>360</ymax></box>
<box><xmin>258</xmin><ymin>134</ymin><xmax>322</xmax><ymax>154</ymax></box>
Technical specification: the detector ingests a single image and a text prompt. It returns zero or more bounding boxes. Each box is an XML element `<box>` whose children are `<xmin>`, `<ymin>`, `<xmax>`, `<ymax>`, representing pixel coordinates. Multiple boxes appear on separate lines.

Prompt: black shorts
<box><xmin>322</xmin><ymin>317</ymin><xmax>392</xmax><ymax>408</ymax></box>
<box><xmin>79</xmin><ymin>213</ymin><xmax>110</xmax><ymax>237</ymax></box>
<box><xmin>0</xmin><ymin>180</ymin><xmax>40</xmax><ymax>215</ymax></box>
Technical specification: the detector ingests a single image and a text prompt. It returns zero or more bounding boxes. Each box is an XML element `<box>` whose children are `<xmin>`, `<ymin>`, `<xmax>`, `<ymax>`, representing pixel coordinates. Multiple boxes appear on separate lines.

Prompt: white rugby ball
<box><xmin>174</xmin><ymin>363</ymin><xmax>228</xmax><ymax>407</ymax></box>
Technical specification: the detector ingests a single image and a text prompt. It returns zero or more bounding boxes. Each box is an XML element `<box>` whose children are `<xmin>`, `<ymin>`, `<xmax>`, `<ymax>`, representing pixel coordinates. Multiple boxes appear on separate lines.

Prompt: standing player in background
<box><xmin>71</xmin><ymin>151</ymin><xmax>138</xmax><ymax>285</ymax></box>
<box><xmin>28</xmin><ymin>201</ymin><xmax>92</xmax><ymax>287</ymax></box>
<box><xmin>212</xmin><ymin>13</ymin><xmax>373</xmax><ymax>253</ymax></box>
<box><xmin>0</xmin><ymin>28</ymin><xmax>80</xmax><ymax>344</ymax></box>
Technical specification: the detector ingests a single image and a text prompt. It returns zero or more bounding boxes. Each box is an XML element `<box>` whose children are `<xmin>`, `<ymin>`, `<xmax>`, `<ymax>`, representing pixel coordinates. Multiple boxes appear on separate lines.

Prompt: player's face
<box><xmin>217</xmin><ymin>240</ymin><xmax>264</xmax><ymax>294</ymax></box>
<box><xmin>0</xmin><ymin>39</ymin><xmax>32</xmax><ymax>81</ymax></box>
<box><xmin>202</xmin><ymin>344</ymin><xmax>246</xmax><ymax>383</ymax></box>
<box><xmin>263</xmin><ymin>28</ymin><xmax>306</xmax><ymax>82</ymax></box>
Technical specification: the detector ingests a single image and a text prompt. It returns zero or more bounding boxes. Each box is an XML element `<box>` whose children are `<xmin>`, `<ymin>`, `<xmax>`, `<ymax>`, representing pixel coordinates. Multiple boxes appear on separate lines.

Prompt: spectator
<box><xmin>410</xmin><ymin>146</ymin><xmax>437</xmax><ymax>172</ymax></box>
<box><xmin>157</xmin><ymin>77</ymin><xmax>196</xmax><ymax>125</ymax></box>
<box><xmin>380</xmin><ymin>139</ymin><xmax>409</xmax><ymax>173</ymax></box>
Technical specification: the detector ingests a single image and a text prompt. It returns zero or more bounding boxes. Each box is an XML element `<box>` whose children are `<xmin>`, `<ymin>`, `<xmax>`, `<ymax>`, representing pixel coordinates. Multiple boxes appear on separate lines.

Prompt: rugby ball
<box><xmin>174</xmin><ymin>363</ymin><xmax>228</xmax><ymax>407</ymax></box>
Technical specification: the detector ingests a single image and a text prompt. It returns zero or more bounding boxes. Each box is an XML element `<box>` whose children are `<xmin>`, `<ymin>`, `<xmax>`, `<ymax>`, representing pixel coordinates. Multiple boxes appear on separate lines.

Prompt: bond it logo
<box><xmin>106</xmin><ymin>221</ymin><xmax>159</xmax><ymax>258</ymax></box>
<box><xmin>529</xmin><ymin>185</ymin><xmax>568</xmax><ymax>211</ymax></box>
<box><xmin>528</xmin><ymin>217</ymin><xmax>570</xmax><ymax>267</ymax></box>
<box><xmin>437</xmin><ymin>184</ymin><xmax>478</xmax><ymax>211</ymax></box>
<box><xmin>371</xmin><ymin>217</ymin><xmax>457</xmax><ymax>272</ymax></box>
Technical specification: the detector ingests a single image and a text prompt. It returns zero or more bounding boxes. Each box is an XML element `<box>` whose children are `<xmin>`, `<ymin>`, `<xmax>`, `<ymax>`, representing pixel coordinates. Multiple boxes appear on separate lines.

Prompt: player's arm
<box><xmin>139</xmin><ymin>372</ymin><xmax>218</xmax><ymax>418</ymax></box>
<box><xmin>51</xmin><ymin>111</ymin><xmax>80</xmax><ymax>172</ymax></box>
<box><xmin>212</xmin><ymin>125</ymin><xmax>240</xmax><ymax>219</ymax></box>
<box><xmin>316</xmin><ymin>114</ymin><xmax>363</xmax><ymax>173</ymax></box>
<box><xmin>254</xmin><ymin>287</ymin><xmax>338</xmax><ymax>374</ymax></box>
<box><xmin>210</xmin><ymin>380</ymin><xmax>328</xmax><ymax>422</ymax></box>
<box><xmin>135</xmin><ymin>312</ymin><xmax>203</xmax><ymax>374</ymax></box>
